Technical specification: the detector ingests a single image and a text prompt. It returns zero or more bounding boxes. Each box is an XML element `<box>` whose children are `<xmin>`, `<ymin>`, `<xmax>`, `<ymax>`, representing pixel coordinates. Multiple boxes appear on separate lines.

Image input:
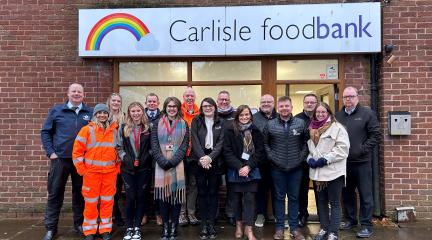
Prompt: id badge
<box><xmin>165</xmin><ymin>144</ymin><xmax>174</xmax><ymax>151</ymax></box>
<box><xmin>241</xmin><ymin>152</ymin><xmax>250</xmax><ymax>161</ymax></box>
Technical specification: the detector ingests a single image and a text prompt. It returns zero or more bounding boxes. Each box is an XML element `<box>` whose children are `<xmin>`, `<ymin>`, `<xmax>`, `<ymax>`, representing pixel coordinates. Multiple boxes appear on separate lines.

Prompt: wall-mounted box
<box><xmin>388</xmin><ymin>111</ymin><xmax>411</xmax><ymax>135</ymax></box>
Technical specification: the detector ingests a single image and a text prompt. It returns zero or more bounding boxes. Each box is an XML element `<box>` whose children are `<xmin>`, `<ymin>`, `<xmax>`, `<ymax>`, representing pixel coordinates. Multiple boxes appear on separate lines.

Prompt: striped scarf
<box><xmin>154</xmin><ymin>116</ymin><xmax>187</xmax><ymax>204</ymax></box>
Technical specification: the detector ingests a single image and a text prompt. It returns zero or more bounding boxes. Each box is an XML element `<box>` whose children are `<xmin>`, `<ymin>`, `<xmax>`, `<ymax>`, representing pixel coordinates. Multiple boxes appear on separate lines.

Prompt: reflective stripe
<box><xmin>75</xmin><ymin>135</ymin><xmax>87</xmax><ymax>144</ymax></box>
<box><xmin>100</xmin><ymin>217</ymin><xmax>112</xmax><ymax>223</ymax></box>
<box><xmin>82</xmin><ymin>225</ymin><xmax>98</xmax><ymax>231</ymax></box>
<box><xmin>84</xmin><ymin>196</ymin><xmax>99</xmax><ymax>203</ymax></box>
<box><xmin>84</xmin><ymin>159</ymin><xmax>116</xmax><ymax>167</ymax></box>
<box><xmin>87</xmin><ymin>126</ymin><xmax>116</xmax><ymax>149</ymax></box>
<box><xmin>84</xmin><ymin>218</ymin><xmax>97</xmax><ymax>225</ymax></box>
<box><xmin>88</xmin><ymin>126</ymin><xmax>97</xmax><ymax>148</ymax></box>
<box><xmin>100</xmin><ymin>195</ymin><xmax>113</xmax><ymax>201</ymax></box>
<box><xmin>99</xmin><ymin>223</ymin><xmax>112</xmax><ymax>229</ymax></box>
<box><xmin>73</xmin><ymin>157</ymin><xmax>84</xmax><ymax>164</ymax></box>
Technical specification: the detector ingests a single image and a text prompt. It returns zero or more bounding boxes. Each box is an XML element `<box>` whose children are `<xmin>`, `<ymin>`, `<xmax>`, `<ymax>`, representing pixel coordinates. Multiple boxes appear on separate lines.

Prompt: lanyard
<box><xmin>133</xmin><ymin>126</ymin><xmax>142</xmax><ymax>154</ymax></box>
<box><xmin>162</xmin><ymin>117</ymin><xmax>180</xmax><ymax>142</ymax></box>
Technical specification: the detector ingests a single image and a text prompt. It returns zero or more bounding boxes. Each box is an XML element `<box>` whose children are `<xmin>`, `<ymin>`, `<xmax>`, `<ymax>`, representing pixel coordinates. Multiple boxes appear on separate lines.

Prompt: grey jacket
<box><xmin>263</xmin><ymin>116</ymin><xmax>309</xmax><ymax>172</ymax></box>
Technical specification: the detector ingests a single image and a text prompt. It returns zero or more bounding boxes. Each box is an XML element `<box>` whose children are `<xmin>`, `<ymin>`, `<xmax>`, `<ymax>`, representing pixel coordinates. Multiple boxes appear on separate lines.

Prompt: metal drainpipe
<box><xmin>370</xmin><ymin>53</ymin><xmax>383</xmax><ymax>217</ymax></box>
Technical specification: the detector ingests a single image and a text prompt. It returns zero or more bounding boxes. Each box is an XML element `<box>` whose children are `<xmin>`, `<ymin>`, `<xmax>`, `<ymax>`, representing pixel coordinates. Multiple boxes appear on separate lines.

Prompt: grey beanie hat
<box><xmin>93</xmin><ymin>103</ymin><xmax>110</xmax><ymax>117</ymax></box>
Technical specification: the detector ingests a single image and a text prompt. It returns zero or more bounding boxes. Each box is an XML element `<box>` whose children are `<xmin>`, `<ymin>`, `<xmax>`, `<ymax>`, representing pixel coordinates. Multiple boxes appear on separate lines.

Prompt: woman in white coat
<box><xmin>306</xmin><ymin>102</ymin><xmax>350</xmax><ymax>240</ymax></box>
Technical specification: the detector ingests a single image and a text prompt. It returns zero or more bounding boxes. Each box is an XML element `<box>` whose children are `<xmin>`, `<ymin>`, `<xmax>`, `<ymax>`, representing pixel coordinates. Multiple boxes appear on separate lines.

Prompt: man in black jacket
<box><xmin>336</xmin><ymin>87</ymin><xmax>382</xmax><ymax>238</ymax></box>
<box><xmin>216</xmin><ymin>90</ymin><xmax>236</xmax><ymax>226</ymax></box>
<box><xmin>253</xmin><ymin>94</ymin><xmax>278</xmax><ymax>228</ymax></box>
<box><xmin>263</xmin><ymin>96</ymin><xmax>308</xmax><ymax>240</ymax></box>
<box><xmin>294</xmin><ymin>94</ymin><xmax>318</xmax><ymax>228</ymax></box>
<box><xmin>141</xmin><ymin>93</ymin><xmax>163</xmax><ymax>226</ymax></box>
<box><xmin>41</xmin><ymin>83</ymin><xmax>92</xmax><ymax>240</ymax></box>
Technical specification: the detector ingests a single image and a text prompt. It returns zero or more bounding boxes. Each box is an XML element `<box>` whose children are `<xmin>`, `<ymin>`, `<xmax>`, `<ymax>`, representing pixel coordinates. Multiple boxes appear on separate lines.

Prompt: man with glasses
<box><xmin>294</xmin><ymin>94</ymin><xmax>318</xmax><ymax>228</ymax></box>
<box><xmin>253</xmin><ymin>94</ymin><xmax>278</xmax><ymax>228</ymax></box>
<box><xmin>336</xmin><ymin>87</ymin><xmax>382</xmax><ymax>238</ymax></box>
<box><xmin>216</xmin><ymin>90</ymin><xmax>237</xmax><ymax>226</ymax></box>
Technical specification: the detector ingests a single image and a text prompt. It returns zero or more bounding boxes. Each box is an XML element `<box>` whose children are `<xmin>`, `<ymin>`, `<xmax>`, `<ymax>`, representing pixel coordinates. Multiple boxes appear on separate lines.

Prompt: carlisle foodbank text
<box><xmin>169</xmin><ymin>15</ymin><xmax>373</xmax><ymax>42</ymax></box>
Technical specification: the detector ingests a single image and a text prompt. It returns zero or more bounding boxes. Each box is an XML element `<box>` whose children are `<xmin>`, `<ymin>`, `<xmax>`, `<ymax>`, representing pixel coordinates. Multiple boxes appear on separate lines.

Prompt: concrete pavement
<box><xmin>0</xmin><ymin>218</ymin><xmax>431</xmax><ymax>240</ymax></box>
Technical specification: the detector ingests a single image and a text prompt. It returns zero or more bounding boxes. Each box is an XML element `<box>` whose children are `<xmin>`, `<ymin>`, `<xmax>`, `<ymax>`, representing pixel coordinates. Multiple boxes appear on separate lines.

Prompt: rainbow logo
<box><xmin>85</xmin><ymin>13</ymin><xmax>150</xmax><ymax>51</ymax></box>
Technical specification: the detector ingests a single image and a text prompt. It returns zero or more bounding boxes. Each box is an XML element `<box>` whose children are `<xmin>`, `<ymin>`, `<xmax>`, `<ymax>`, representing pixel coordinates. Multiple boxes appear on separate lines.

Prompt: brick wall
<box><xmin>0</xmin><ymin>0</ymin><xmax>431</xmax><ymax>219</ymax></box>
<box><xmin>381</xmin><ymin>0</ymin><xmax>432</xmax><ymax>218</ymax></box>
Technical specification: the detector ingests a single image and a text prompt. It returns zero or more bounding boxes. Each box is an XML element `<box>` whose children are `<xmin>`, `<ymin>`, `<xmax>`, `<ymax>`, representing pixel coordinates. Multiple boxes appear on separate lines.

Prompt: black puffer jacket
<box><xmin>190</xmin><ymin>115</ymin><xmax>225</xmax><ymax>174</ymax></box>
<box><xmin>263</xmin><ymin>116</ymin><xmax>309</xmax><ymax>172</ymax></box>
<box><xmin>253</xmin><ymin>109</ymin><xmax>278</xmax><ymax>133</ymax></box>
<box><xmin>223</xmin><ymin>123</ymin><xmax>264</xmax><ymax>171</ymax></box>
<box><xmin>335</xmin><ymin>104</ymin><xmax>382</xmax><ymax>163</ymax></box>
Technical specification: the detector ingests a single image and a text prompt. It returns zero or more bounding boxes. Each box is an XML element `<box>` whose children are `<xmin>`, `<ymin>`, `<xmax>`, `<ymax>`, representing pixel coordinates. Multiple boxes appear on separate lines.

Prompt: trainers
<box><xmin>179</xmin><ymin>213</ymin><xmax>188</xmax><ymax>226</ymax></box>
<box><xmin>313</xmin><ymin>229</ymin><xmax>328</xmax><ymax>240</ymax></box>
<box><xmin>327</xmin><ymin>232</ymin><xmax>338</xmax><ymax>240</ymax></box>
<box><xmin>339</xmin><ymin>221</ymin><xmax>357</xmax><ymax>230</ymax></box>
<box><xmin>132</xmin><ymin>227</ymin><xmax>141</xmax><ymax>240</ymax></box>
<box><xmin>284</xmin><ymin>220</ymin><xmax>289</xmax><ymax>229</ymax></box>
<box><xmin>356</xmin><ymin>228</ymin><xmax>373</xmax><ymax>238</ymax></box>
<box><xmin>208</xmin><ymin>224</ymin><xmax>217</xmax><ymax>239</ymax></box>
<box><xmin>188</xmin><ymin>214</ymin><xmax>200</xmax><ymax>225</ymax></box>
<box><xmin>255</xmin><ymin>214</ymin><xmax>265</xmax><ymax>227</ymax></box>
<box><xmin>123</xmin><ymin>228</ymin><xmax>134</xmax><ymax>240</ymax></box>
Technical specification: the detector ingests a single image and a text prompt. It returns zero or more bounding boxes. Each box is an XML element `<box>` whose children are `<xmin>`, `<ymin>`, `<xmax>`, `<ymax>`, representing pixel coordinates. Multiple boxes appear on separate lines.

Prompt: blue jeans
<box><xmin>271</xmin><ymin>167</ymin><xmax>302</xmax><ymax>231</ymax></box>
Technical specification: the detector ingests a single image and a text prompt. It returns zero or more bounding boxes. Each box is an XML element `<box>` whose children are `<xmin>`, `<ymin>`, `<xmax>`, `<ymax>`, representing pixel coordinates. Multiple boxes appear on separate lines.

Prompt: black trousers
<box><xmin>44</xmin><ymin>158</ymin><xmax>84</xmax><ymax>231</ymax></box>
<box><xmin>196</xmin><ymin>167</ymin><xmax>221</xmax><ymax>224</ymax></box>
<box><xmin>342</xmin><ymin>162</ymin><xmax>374</xmax><ymax>229</ymax></box>
<box><xmin>315</xmin><ymin>176</ymin><xmax>344</xmax><ymax>234</ymax></box>
<box><xmin>298</xmin><ymin>161</ymin><xmax>310</xmax><ymax>219</ymax></box>
<box><xmin>160</xmin><ymin>201</ymin><xmax>181</xmax><ymax>224</ymax></box>
<box><xmin>112</xmin><ymin>173</ymin><xmax>123</xmax><ymax>220</ymax></box>
<box><xmin>256</xmin><ymin>164</ymin><xmax>273</xmax><ymax>217</ymax></box>
<box><xmin>122</xmin><ymin>170</ymin><xmax>151</xmax><ymax>228</ymax></box>
<box><xmin>233</xmin><ymin>191</ymin><xmax>256</xmax><ymax>226</ymax></box>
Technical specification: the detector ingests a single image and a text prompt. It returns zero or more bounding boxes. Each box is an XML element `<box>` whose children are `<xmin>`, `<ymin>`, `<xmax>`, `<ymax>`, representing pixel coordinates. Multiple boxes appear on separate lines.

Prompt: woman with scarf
<box><xmin>223</xmin><ymin>105</ymin><xmax>264</xmax><ymax>240</ymax></box>
<box><xmin>151</xmin><ymin>97</ymin><xmax>189</xmax><ymax>240</ymax></box>
<box><xmin>117</xmin><ymin>102</ymin><xmax>151</xmax><ymax>240</ymax></box>
<box><xmin>191</xmin><ymin>98</ymin><xmax>224</xmax><ymax>239</ymax></box>
<box><xmin>307</xmin><ymin>102</ymin><xmax>350</xmax><ymax>240</ymax></box>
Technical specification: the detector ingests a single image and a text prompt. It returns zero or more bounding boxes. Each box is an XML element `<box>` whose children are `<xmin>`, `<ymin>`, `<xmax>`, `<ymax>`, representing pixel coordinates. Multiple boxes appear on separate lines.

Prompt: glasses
<box><xmin>343</xmin><ymin>95</ymin><xmax>358</xmax><ymax>100</ymax></box>
<box><xmin>304</xmin><ymin>101</ymin><xmax>317</xmax><ymax>105</ymax></box>
<box><xmin>202</xmin><ymin>105</ymin><xmax>214</xmax><ymax>109</ymax></box>
<box><xmin>218</xmin><ymin>99</ymin><xmax>230</xmax><ymax>102</ymax></box>
<box><xmin>260</xmin><ymin>101</ymin><xmax>273</xmax><ymax>104</ymax></box>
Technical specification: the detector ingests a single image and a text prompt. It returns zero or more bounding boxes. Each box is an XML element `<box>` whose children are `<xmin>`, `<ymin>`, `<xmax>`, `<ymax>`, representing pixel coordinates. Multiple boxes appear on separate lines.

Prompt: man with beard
<box><xmin>263</xmin><ymin>96</ymin><xmax>308</xmax><ymax>240</ymax></box>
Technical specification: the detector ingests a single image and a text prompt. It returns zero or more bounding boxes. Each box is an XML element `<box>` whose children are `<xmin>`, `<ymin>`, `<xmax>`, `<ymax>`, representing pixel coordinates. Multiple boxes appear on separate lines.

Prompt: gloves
<box><xmin>315</xmin><ymin>158</ymin><xmax>328</xmax><ymax>168</ymax></box>
<box><xmin>307</xmin><ymin>158</ymin><xmax>317</xmax><ymax>169</ymax></box>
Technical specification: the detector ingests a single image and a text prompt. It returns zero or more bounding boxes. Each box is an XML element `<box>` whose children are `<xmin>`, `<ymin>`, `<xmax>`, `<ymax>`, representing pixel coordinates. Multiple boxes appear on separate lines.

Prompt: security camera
<box><xmin>384</xmin><ymin>44</ymin><xmax>395</xmax><ymax>55</ymax></box>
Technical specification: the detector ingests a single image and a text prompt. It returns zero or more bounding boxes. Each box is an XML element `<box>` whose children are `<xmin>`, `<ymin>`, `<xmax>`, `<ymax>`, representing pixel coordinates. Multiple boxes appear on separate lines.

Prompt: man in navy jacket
<box><xmin>41</xmin><ymin>83</ymin><xmax>92</xmax><ymax>240</ymax></box>
<box><xmin>336</xmin><ymin>86</ymin><xmax>382</xmax><ymax>238</ymax></box>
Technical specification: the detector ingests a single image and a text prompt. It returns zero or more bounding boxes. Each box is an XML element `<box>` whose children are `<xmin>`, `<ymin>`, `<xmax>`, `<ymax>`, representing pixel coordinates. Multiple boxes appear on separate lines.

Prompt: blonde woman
<box><xmin>107</xmin><ymin>93</ymin><xmax>126</xmax><ymax>226</ymax></box>
<box><xmin>117</xmin><ymin>102</ymin><xmax>151</xmax><ymax>240</ymax></box>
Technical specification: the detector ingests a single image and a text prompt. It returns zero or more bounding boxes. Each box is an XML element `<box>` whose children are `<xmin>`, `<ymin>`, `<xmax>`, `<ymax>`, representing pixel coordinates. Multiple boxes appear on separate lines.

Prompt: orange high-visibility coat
<box><xmin>181</xmin><ymin>102</ymin><xmax>199</xmax><ymax>156</ymax></box>
<box><xmin>72</xmin><ymin>121</ymin><xmax>119</xmax><ymax>236</ymax></box>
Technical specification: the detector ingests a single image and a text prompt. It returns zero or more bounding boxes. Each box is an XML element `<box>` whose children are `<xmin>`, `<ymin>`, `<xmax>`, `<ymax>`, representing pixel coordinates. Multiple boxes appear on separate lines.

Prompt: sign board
<box><xmin>79</xmin><ymin>3</ymin><xmax>381</xmax><ymax>57</ymax></box>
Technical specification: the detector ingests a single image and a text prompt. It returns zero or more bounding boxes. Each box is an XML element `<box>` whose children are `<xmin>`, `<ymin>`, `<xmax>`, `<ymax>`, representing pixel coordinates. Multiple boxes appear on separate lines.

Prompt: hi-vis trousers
<box><xmin>82</xmin><ymin>171</ymin><xmax>117</xmax><ymax>236</ymax></box>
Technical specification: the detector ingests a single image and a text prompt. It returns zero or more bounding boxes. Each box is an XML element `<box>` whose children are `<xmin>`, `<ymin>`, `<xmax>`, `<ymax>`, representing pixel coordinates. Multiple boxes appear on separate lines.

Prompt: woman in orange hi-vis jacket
<box><xmin>73</xmin><ymin>103</ymin><xmax>119</xmax><ymax>240</ymax></box>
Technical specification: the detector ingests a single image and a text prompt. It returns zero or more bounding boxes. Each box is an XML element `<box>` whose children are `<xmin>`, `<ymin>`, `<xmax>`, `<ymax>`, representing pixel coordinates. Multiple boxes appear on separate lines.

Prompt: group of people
<box><xmin>41</xmin><ymin>83</ymin><xmax>381</xmax><ymax>240</ymax></box>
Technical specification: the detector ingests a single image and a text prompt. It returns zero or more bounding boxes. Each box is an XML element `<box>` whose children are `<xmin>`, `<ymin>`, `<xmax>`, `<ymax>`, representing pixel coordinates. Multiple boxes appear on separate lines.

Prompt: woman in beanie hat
<box><xmin>73</xmin><ymin>103</ymin><xmax>120</xmax><ymax>240</ymax></box>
